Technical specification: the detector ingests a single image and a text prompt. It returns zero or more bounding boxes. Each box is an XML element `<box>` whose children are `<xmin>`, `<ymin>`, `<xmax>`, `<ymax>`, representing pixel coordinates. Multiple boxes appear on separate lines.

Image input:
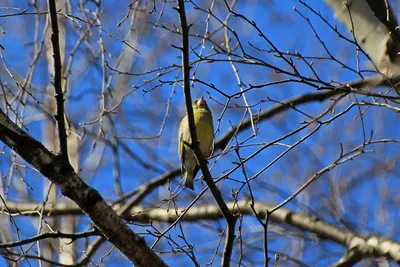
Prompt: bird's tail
<box><xmin>185</xmin><ymin>172</ymin><xmax>195</xmax><ymax>190</ymax></box>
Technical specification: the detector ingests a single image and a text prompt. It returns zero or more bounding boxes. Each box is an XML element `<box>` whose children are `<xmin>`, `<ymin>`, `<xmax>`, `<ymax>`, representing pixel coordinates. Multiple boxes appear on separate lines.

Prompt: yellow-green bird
<box><xmin>178</xmin><ymin>97</ymin><xmax>214</xmax><ymax>190</ymax></box>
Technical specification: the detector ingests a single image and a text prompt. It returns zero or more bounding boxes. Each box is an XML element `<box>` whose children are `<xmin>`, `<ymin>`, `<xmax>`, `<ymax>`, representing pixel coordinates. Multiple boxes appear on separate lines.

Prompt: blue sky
<box><xmin>1</xmin><ymin>0</ymin><xmax>400</xmax><ymax>266</ymax></box>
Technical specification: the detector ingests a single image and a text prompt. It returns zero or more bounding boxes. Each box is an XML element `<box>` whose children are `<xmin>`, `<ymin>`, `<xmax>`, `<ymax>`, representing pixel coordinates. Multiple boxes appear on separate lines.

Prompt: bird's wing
<box><xmin>178</xmin><ymin>116</ymin><xmax>187</xmax><ymax>175</ymax></box>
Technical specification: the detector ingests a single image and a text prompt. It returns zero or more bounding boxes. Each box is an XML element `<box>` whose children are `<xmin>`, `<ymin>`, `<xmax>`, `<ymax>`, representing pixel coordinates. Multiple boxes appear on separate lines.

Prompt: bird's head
<box><xmin>192</xmin><ymin>97</ymin><xmax>210</xmax><ymax>112</ymax></box>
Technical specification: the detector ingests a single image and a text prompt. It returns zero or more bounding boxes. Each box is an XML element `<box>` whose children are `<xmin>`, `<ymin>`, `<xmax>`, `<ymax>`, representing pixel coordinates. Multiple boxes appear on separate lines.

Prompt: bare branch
<box><xmin>3</xmin><ymin>199</ymin><xmax>400</xmax><ymax>264</ymax></box>
<box><xmin>176</xmin><ymin>1</ymin><xmax>236</xmax><ymax>266</ymax></box>
<box><xmin>0</xmin><ymin>109</ymin><xmax>168</xmax><ymax>267</ymax></box>
<box><xmin>216</xmin><ymin>74</ymin><xmax>400</xmax><ymax>150</ymax></box>
<box><xmin>0</xmin><ymin>229</ymin><xmax>99</xmax><ymax>248</ymax></box>
<box><xmin>47</xmin><ymin>0</ymin><xmax>68</xmax><ymax>158</ymax></box>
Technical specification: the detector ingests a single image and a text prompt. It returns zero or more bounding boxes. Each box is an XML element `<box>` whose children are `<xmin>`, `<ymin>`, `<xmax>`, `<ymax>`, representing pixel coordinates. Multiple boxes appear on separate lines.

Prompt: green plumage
<box><xmin>178</xmin><ymin>97</ymin><xmax>214</xmax><ymax>190</ymax></box>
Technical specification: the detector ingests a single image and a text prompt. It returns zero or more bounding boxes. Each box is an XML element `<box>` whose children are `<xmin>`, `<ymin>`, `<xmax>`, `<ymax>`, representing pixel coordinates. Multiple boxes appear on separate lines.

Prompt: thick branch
<box><xmin>47</xmin><ymin>0</ymin><xmax>68</xmax><ymax>157</ymax></box>
<box><xmin>0</xmin><ymin>109</ymin><xmax>168</xmax><ymax>267</ymax></box>
<box><xmin>3</xmin><ymin>199</ymin><xmax>400</xmax><ymax>264</ymax></box>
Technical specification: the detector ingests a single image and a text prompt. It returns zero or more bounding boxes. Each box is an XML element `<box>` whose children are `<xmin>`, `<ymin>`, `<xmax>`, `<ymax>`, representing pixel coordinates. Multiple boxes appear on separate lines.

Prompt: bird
<box><xmin>178</xmin><ymin>97</ymin><xmax>214</xmax><ymax>190</ymax></box>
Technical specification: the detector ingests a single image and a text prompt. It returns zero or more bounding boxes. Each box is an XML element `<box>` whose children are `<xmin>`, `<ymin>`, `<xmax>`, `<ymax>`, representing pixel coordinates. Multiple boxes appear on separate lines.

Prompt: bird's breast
<box><xmin>194</xmin><ymin>110</ymin><xmax>214</xmax><ymax>155</ymax></box>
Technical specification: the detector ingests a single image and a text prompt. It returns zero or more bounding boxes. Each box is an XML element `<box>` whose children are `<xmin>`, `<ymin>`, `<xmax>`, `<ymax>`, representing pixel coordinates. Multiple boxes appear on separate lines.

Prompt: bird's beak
<box><xmin>198</xmin><ymin>97</ymin><xmax>206</xmax><ymax>106</ymax></box>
